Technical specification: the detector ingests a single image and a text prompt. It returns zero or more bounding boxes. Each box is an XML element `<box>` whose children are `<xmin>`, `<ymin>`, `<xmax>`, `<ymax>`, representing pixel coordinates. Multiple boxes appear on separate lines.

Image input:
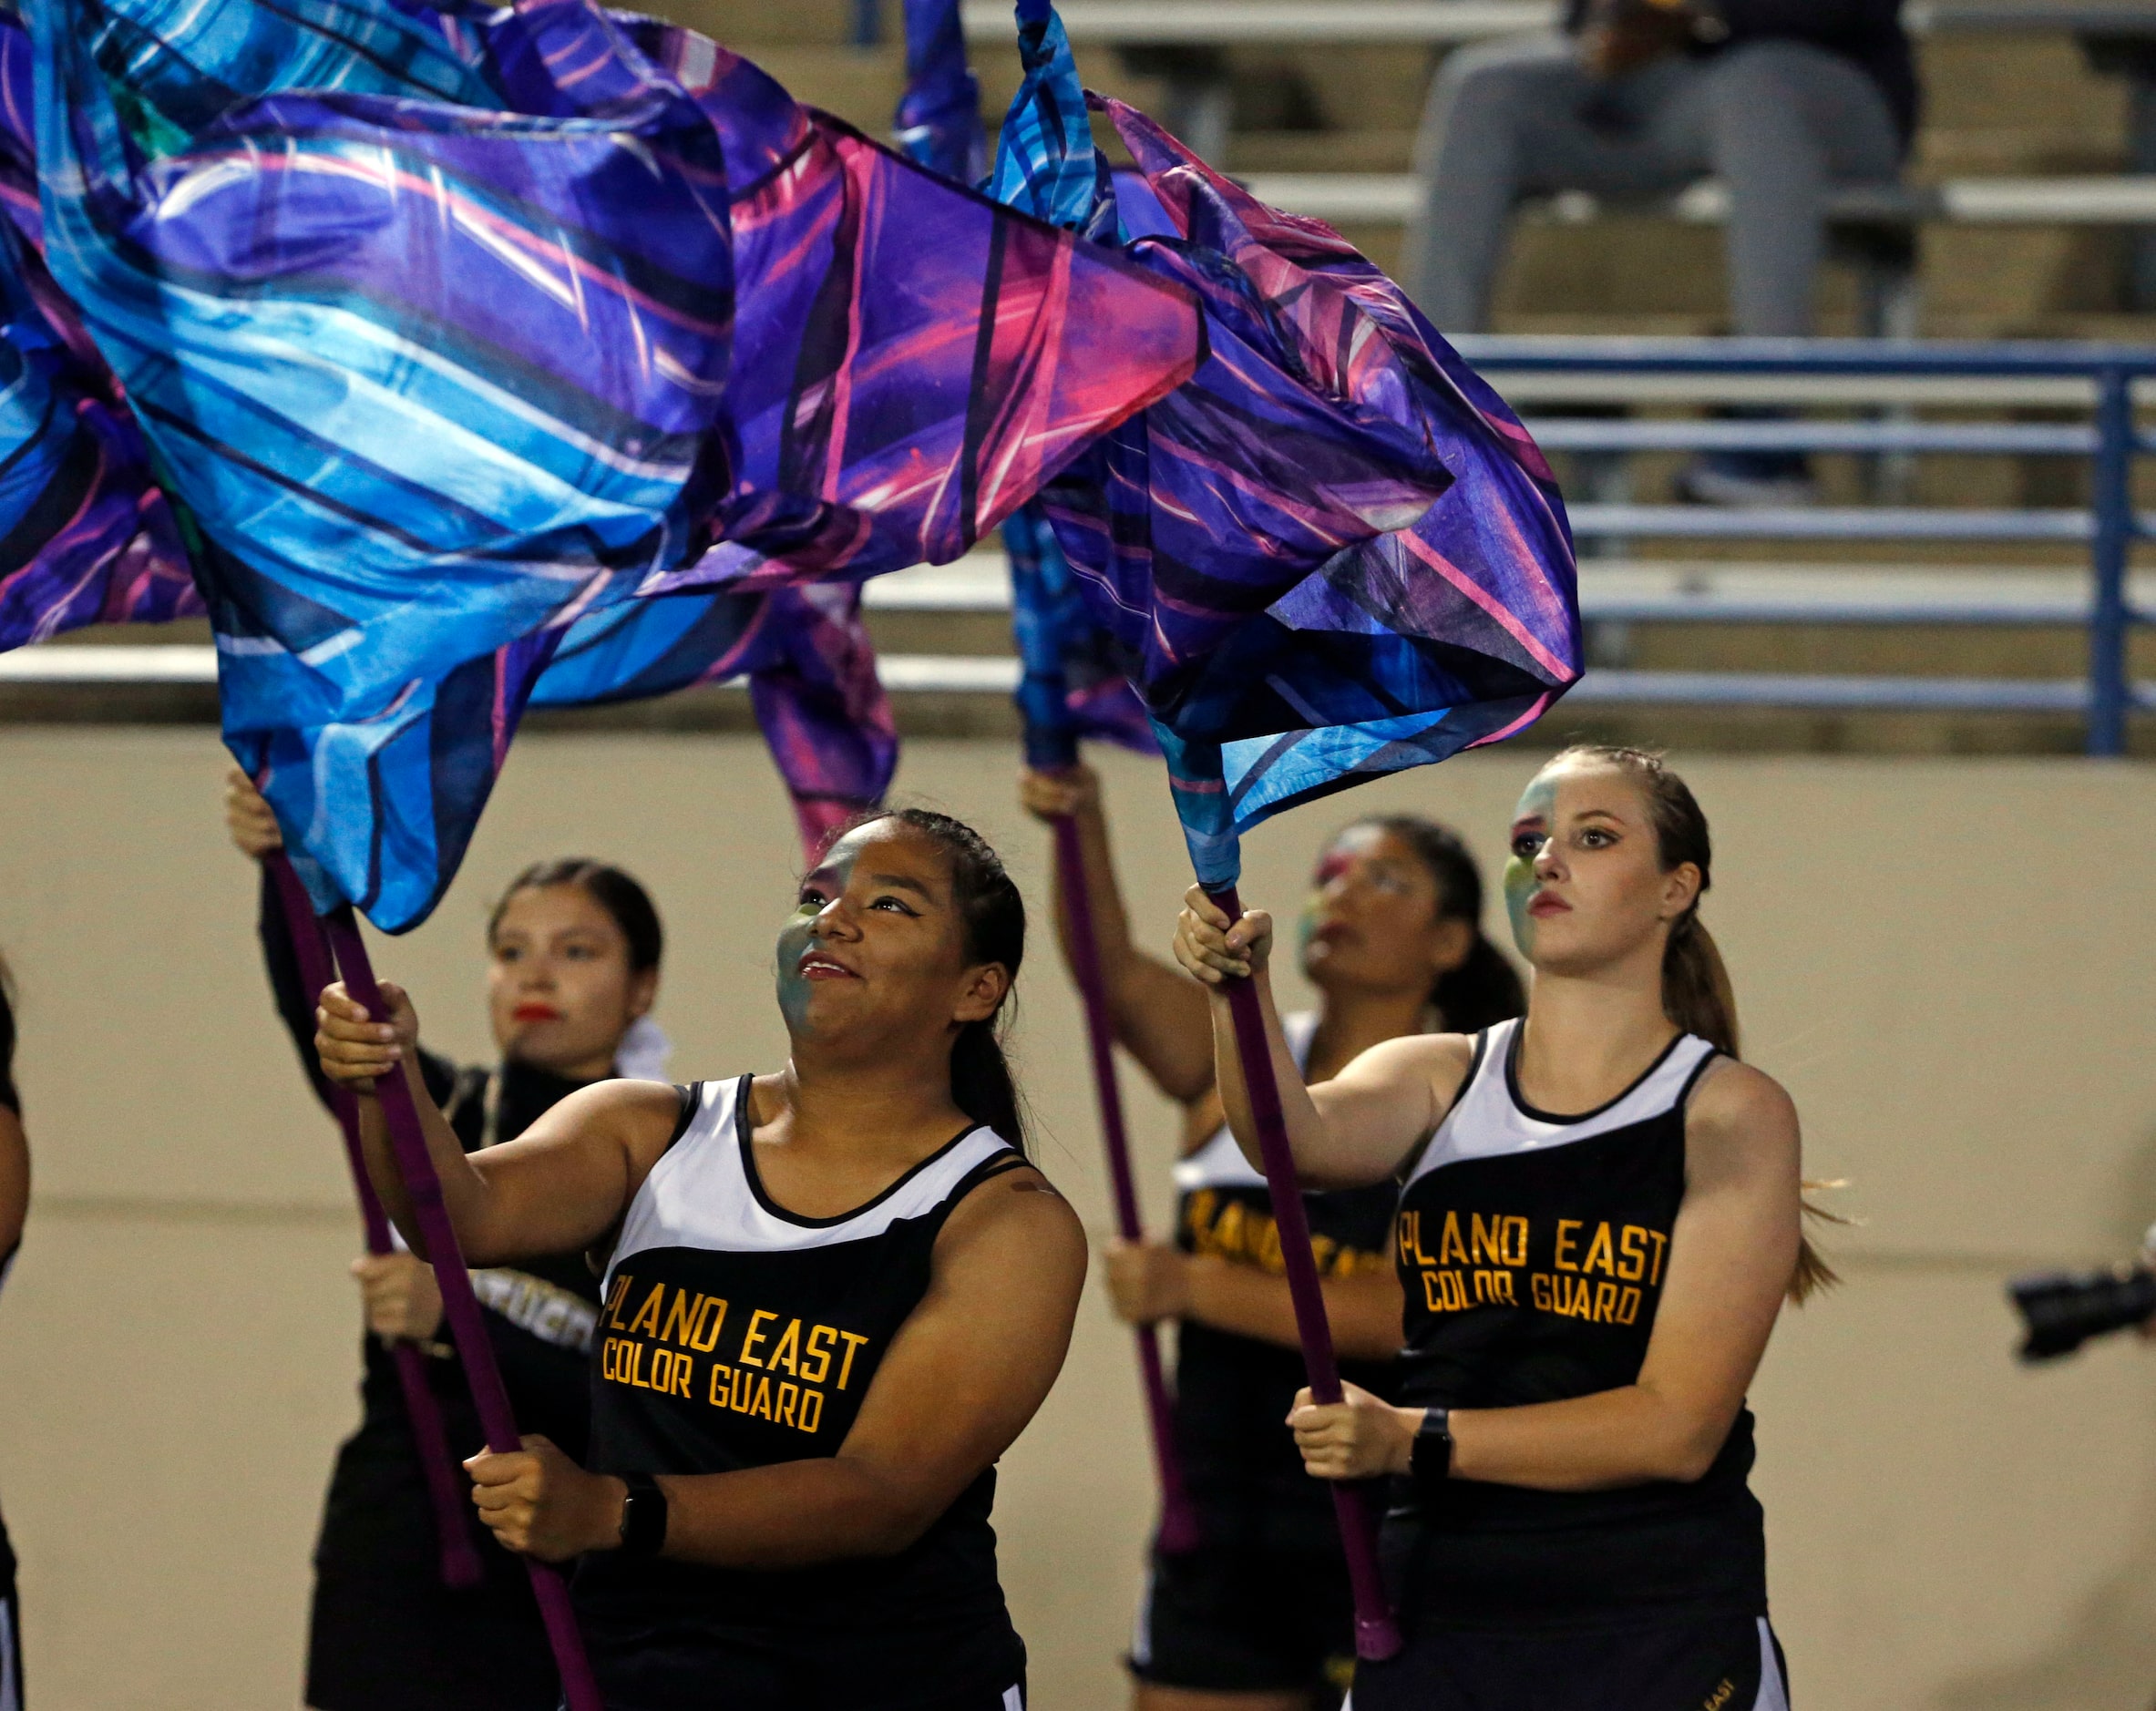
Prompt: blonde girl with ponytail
<box><xmin>1172</xmin><ymin>744</ymin><xmax>1820</xmax><ymax>1711</ymax></box>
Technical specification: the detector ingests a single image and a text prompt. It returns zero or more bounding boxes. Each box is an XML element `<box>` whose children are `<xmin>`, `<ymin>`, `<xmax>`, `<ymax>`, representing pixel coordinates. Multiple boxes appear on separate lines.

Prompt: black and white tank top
<box><xmin>1386</xmin><ymin>1019</ymin><xmax>1766</xmax><ymax>1624</ymax></box>
<box><xmin>576</xmin><ymin>1075</ymin><xmax>1030</xmax><ymax>1684</ymax></box>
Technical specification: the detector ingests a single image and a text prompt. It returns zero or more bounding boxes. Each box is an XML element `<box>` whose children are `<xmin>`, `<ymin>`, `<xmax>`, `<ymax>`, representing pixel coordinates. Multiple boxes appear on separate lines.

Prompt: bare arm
<box><xmin>1172</xmin><ymin>887</ymin><xmax>1472</xmax><ymax>1190</ymax></box>
<box><xmin>314</xmin><ymin>979</ymin><xmax>678</xmax><ymax>1265</ymax></box>
<box><xmin>1022</xmin><ymin>766</ymin><xmax>1216</xmax><ymax>1103</ymax></box>
<box><xmin>467</xmin><ymin>1167</ymin><xmax>1091</xmax><ymax>1565</ymax></box>
<box><xmin>1293</xmin><ymin>1060</ymin><xmax>1802</xmax><ymax>1491</ymax></box>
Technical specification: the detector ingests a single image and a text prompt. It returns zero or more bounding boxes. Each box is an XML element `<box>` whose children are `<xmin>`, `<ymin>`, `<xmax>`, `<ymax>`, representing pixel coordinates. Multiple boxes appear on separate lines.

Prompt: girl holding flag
<box><xmin>1176</xmin><ymin>746</ymin><xmax>1816</xmax><ymax>1711</ymax></box>
<box><xmin>227</xmin><ymin>773</ymin><xmax>668</xmax><ymax>1711</ymax></box>
<box><xmin>1021</xmin><ymin>763</ymin><xmax>1521</xmax><ymax>1711</ymax></box>
<box><xmin>312</xmin><ymin>808</ymin><xmax>1086</xmax><ymax>1711</ymax></box>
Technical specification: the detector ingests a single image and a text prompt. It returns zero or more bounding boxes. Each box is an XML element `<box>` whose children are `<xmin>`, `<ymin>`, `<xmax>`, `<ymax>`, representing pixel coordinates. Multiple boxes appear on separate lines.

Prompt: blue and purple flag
<box><xmin>3</xmin><ymin>0</ymin><xmax>1200</xmax><ymax>927</ymax></box>
<box><xmin>987</xmin><ymin>1</ymin><xmax>1581</xmax><ymax>887</ymax></box>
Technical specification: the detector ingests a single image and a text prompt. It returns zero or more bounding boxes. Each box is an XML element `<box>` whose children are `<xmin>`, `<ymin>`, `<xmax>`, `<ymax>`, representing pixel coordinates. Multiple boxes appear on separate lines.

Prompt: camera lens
<box><xmin>2009</xmin><ymin>1265</ymin><xmax>2156</xmax><ymax>1361</ymax></box>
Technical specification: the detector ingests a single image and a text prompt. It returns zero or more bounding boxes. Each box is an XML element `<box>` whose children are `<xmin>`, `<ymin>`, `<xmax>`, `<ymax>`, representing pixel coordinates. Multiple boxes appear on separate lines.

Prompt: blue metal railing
<box><xmin>1453</xmin><ymin>336</ymin><xmax>2156</xmax><ymax>756</ymax></box>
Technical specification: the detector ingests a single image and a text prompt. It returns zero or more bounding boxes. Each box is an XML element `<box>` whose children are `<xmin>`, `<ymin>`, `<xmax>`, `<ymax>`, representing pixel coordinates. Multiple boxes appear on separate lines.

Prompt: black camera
<box><xmin>2008</xmin><ymin>1264</ymin><xmax>2156</xmax><ymax>1361</ymax></box>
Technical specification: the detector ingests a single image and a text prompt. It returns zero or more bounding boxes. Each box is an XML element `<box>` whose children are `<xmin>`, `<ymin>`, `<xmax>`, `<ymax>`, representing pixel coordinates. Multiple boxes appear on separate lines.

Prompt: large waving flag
<box><xmin>9</xmin><ymin>0</ymin><xmax>1198</xmax><ymax>928</ymax></box>
<box><xmin>0</xmin><ymin>1</ymin><xmax>890</xmax><ymax>863</ymax></box>
<box><xmin>989</xmin><ymin>1</ymin><xmax>1580</xmax><ymax>888</ymax></box>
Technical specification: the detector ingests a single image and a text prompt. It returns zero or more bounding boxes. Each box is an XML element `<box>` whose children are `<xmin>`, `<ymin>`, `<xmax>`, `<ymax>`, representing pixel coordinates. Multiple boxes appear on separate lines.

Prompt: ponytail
<box><xmin>950</xmin><ymin>1018</ymin><xmax>1026</xmax><ymax>1156</ymax></box>
<box><xmin>1555</xmin><ymin>744</ymin><xmax>1837</xmax><ymax>1303</ymax></box>
<box><xmin>844</xmin><ymin>806</ymin><xmax>1030</xmax><ymax>1155</ymax></box>
<box><xmin>1345</xmin><ymin>815</ymin><xmax>1526</xmax><ymax>1032</ymax></box>
<box><xmin>1662</xmin><ymin>913</ymin><xmax>1738</xmax><ymax>1058</ymax></box>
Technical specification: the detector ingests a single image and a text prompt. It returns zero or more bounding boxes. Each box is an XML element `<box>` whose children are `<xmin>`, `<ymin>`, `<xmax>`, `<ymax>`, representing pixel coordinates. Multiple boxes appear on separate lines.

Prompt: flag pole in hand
<box><xmin>1204</xmin><ymin>884</ymin><xmax>1401</xmax><ymax>1662</ymax></box>
<box><xmin>323</xmin><ymin>909</ymin><xmax>604</xmax><ymax>1711</ymax></box>
<box><xmin>262</xmin><ymin>850</ymin><xmax>483</xmax><ymax>1591</ymax></box>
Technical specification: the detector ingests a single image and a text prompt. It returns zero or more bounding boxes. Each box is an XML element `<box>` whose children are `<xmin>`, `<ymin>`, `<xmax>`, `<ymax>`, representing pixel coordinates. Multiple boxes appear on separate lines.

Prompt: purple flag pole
<box><xmin>1050</xmin><ymin>811</ymin><xmax>1203</xmax><ymax>1555</ymax></box>
<box><xmin>262</xmin><ymin>852</ymin><xmax>484</xmax><ymax>1591</ymax></box>
<box><xmin>1206</xmin><ymin>885</ymin><xmax>1402</xmax><ymax>1664</ymax></box>
<box><xmin>321</xmin><ymin>909</ymin><xmax>604</xmax><ymax>1711</ymax></box>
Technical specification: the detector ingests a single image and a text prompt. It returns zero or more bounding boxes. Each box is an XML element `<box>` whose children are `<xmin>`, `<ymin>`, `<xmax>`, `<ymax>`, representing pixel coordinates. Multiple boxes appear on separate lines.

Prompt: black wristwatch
<box><xmin>1410</xmin><ymin>1407</ymin><xmax>1453</xmax><ymax>1487</ymax></box>
<box><xmin>617</xmin><ymin>1472</ymin><xmax>669</xmax><ymax>1559</ymax></box>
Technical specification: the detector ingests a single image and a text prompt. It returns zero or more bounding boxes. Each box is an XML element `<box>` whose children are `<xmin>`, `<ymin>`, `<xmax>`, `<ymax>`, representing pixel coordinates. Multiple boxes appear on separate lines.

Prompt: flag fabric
<box><xmin>12</xmin><ymin>0</ymin><xmax>1199</xmax><ymax>928</ymax></box>
<box><xmin>1004</xmin><ymin>500</ymin><xmax>1156</xmax><ymax>768</ymax></box>
<box><xmin>891</xmin><ymin>0</ymin><xmax>1154</xmax><ymax>768</ymax></box>
<box><xmin>896</xmin><ymin>0</ymin><xmax>983</xmax><ymax>184</ymax></box>
<box><xmin>0</xmin><ymin>0</ymin><xmax>890</xmax><ymax>865</ymax></box>
<box><xmin>0</xmin><ymin>43</ymin><xmax>198</xmax><ymax>650</ymax></box>
<box><xmin>987</xmin><ymin>2</ymin><xmax>1581</xmax><ymax>888</ymax></box>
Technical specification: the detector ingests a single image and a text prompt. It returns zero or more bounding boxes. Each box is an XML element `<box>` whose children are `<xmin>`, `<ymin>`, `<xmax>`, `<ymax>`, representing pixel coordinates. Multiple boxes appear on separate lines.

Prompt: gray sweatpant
<box><xmin>1405</xmin><ymin>36</ymin><xmax>1904</xmax><ymax>337</ymax></box>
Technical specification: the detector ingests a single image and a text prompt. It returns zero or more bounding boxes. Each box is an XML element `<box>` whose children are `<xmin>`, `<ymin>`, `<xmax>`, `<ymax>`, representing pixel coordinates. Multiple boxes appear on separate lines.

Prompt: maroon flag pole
<box><xmin>1051</xmin><ymin>813</ymin><xmax>1202</xmax><ymax>1554</ymax></box>
<box><xmin>1206</xmin><ymin>885</ymin><xmax>1402</xmax><ymax>1664</ymax></box>
<box><xmin>322</xmin><ymin>908</ymin><xmax>605</xmax><ymax>1711</ymax></box>
<box><xmin>262</xmin><ymin>852</ymin><xmax>482</xmax><ymax>1591</ymax></box>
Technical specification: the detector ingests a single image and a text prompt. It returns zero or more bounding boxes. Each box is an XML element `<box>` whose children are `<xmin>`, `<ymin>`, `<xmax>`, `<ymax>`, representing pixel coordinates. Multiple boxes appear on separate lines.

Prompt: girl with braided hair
<box><xmin>313</xmin><ymin>808</ymin><xmax>1085</xmax><ymax>1711</ymax></box>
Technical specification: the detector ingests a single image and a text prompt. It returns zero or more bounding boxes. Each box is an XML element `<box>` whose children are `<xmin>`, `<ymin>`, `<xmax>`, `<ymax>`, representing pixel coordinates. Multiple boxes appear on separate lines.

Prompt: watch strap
<box><xmin>617</xmin><ymin>1471</ymin><xmax>668</xmax><ymax>1559</ymax></box>
<box><xmin>1411</xmin><ymin>1406</ymin><xmax>1453</xmax><ymax>1487</ymax></box>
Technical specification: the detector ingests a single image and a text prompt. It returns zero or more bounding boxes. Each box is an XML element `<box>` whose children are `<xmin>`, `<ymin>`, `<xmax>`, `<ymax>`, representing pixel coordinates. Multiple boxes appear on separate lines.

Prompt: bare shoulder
<box><xmin>536</xmin><ymin>1077</ymin><xmax>691</xmax><ymax>1169</ymax></box>
<box><xmin>1684</xmin><ymin>1058</ymin><xmax>1800</xmax><ymax>1179</ymax></box>
<box><xmin>572</xmin><ymin>1075</ymin><xmax>689</xmax><ymax>1127</ymax></box>
<box><xmin>1338</xmin><ymin>1030</ymin><xmax>1478</xmax><ymax>1101</ymax></box>
<box><xmin>939</xmin><ymin>1160</ymin><xmax>1087</xmax><ymax>1285</ymax></box>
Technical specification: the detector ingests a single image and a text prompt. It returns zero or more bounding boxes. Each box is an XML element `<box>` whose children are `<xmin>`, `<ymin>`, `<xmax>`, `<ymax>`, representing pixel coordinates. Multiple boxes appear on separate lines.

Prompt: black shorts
<box><xmin>1131</xmin><ymin>1531</ymin><xmax>1356</xmax><ymax>1699</ymax></box>
<box><xmin>1348</xmin><ymin>1611</ymin><xmax>1788</xmax><ymax>1711</ymax></box>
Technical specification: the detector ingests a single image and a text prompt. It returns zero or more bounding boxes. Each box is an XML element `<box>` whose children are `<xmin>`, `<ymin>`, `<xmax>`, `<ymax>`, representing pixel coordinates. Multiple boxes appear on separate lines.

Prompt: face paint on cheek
<box><xmin>1501</xmin><ymin>857</ymin><xmax>1536</xmax><ymax>957</ymax></box>
<box><xmin>775</xmin><ymin>914</ymin><xmax>817</xmax><ymax>1033</ymax></box>
<box><xmin>1505</xmin><ymin>777</ymin><xmax>1559</xmax><ymax>958</ymax></box>
<box><xmin>774</xmin><ymin>842</ymin><xmax>859</xmax><ymax>1034</ymax></box>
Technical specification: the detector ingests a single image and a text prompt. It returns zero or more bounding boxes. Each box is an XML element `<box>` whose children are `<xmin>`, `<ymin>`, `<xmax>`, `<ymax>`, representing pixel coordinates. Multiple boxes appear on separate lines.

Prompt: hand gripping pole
<box><xmin>1205</xmin><ymin>886</ymin><xmax>1402</xmax><ymax>1664</ymax></box>
<box><xmin>321</xmin><ymin>909</ymin><xmax>605</xmax><ymax>1711</ymax></box>
<box><xmin>1051</xmin><ymin>812</ymin><xmax>1202</xmax><ymax>1554</ymax></box>
<box><xmin>262</xmin><ymin>853</ymin><xmax>482</xmax><ymax>1591</ymax></box>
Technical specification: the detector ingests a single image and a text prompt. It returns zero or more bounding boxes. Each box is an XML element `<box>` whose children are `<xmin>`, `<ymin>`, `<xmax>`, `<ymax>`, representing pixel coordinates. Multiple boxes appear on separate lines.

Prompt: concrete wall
<box><xmin>1</xmin><ymin>728</ymin><xmax>2153</xmax><ymax>1710</ymax></box>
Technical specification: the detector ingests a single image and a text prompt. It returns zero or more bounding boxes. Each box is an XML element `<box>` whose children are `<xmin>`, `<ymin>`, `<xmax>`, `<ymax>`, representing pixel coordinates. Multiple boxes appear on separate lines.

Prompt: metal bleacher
<box><xmin>852</xmin><ymin>335</ymin><xmax>2156</xmax><ymax>757</ymax></box>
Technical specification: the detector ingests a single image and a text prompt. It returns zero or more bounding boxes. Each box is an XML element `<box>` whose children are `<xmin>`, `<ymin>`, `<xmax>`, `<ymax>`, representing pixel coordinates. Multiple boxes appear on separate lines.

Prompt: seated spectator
<box><xmin>1405</xmin><ymin>0</ymin><xmax>1917</xmax><ymax>504</ymax></box>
